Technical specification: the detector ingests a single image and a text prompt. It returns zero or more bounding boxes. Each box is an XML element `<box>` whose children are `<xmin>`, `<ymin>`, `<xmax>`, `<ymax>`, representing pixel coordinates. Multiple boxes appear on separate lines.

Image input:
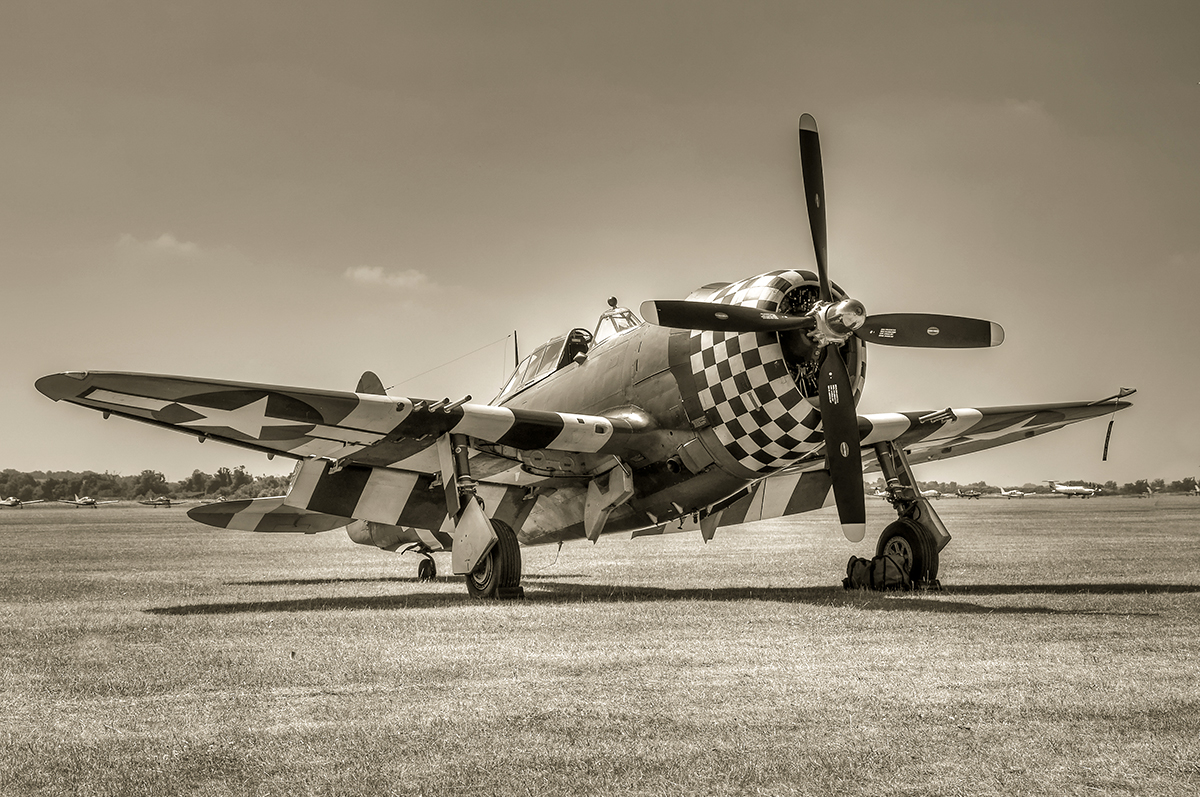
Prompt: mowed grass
<box><xmin>2</xmin><ymin>497</ymin><xmax>1199</xmax><ymax>796</ymax></box>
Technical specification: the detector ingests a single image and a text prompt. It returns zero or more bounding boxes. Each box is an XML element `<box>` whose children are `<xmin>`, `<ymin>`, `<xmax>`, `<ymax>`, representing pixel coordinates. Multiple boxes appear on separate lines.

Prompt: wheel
<box><xmin>417</xmin><ymin>557</ymin><xmax>436</xmax><ymax>581</ymax></box>
<box><xmin>875</xmin><ymin>518</ymin><xmax>939</xmax><ymax>584</ymax></box>
<box><xmin>465</xmin><ymin>519</ymin><xmax>522</xmax><ymax>599</ymax></box>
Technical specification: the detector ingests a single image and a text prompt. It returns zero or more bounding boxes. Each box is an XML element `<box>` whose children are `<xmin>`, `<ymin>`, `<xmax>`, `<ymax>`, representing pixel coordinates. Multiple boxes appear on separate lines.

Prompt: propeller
<box><xmin>799</xmin><ymin>113</ymin><xmax>864</xmax><ymax>541</ymax></box>
<box><xmin>639</xmin><ymin>300</ymin><xmax>816</xmax><ymax>333</ymax></box>
<box><xmin>799</xmin><ymin>114</ymin><xmax>831</xmax><ymax>303</ymax></box>
<box><xmin>639</xmin><ymin>113</ymin><xmax>1005</xmax><ymax>543</ymax></box>
<box><xmin>818</xmin><ymin>341</ymin><xmax>866</xmax><ymax>541</ymax></box>
<box><xmin>638</xmin><ymin>305</ymin><xmax>1002</xmax><ymax>349</ymax></box>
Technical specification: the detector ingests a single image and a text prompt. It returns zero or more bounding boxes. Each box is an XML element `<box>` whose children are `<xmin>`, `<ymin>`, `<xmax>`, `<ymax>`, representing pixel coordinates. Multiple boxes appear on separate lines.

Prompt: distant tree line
<box><xmin>4</xmin><ymin>468</ymin><xmax>1197</xmax><ymax>504</ymax></box>
<box><xmin>869</xmin><ymin>477</ymin><xmax>1198</xmax><ymax>496</ymax></box>
<box><xmin>0</xmin><ymin>467</ymin><xmax>291</xmax><ymax>502</ymax></box>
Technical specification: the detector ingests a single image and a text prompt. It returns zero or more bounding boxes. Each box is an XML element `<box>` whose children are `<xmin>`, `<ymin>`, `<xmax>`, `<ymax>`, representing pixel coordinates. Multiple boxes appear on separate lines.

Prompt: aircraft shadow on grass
<box><xmin>223</xmin><ymin>573</ymin><xmax>590</xmax><ymax>587</ymax></box>
<box><xmin>145</xmin><ymin>580</ymin><xmax>1197</xmax><ymax>617</ymax></box>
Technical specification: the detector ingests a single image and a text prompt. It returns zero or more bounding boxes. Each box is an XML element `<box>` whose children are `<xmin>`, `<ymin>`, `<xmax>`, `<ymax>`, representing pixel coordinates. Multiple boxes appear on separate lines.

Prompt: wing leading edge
<box><xmin>855</xmin><ymin>399</ymin><xmax>1133</xmax><ymax>469</ymax></box>
<box><xmin>35</xmin><ymin>371</ymin><xmax>648</xmax><ymax>468</ymax></box>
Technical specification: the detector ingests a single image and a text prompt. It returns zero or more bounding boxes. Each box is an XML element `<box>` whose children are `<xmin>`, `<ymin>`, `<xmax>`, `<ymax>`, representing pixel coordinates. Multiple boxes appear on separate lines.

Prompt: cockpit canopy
<box><xmin>593</xmin><ymin>305</ymin><xmax>641</xmax><ymax>345</ymax></box>
<box><xmin>494</xmin><ymin>300</ymin><xmax>643</xmax><ymax>403</ymax></box>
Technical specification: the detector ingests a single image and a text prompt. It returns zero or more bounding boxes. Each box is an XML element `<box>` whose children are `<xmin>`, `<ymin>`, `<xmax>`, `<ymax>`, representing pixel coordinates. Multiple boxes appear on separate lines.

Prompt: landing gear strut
<box><xmin>873</xmin><ymin>441</ymin><xmax>951</xmax><ymax>587</ymax></box>
<box><xmin>440</xmin><ymin>433</ymin><xmax>524</xmax><ymax>600</ymax></box>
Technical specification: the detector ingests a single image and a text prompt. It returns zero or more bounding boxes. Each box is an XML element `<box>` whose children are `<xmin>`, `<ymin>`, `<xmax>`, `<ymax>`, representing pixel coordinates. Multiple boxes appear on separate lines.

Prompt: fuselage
<box><xmin>486</xmin><ymin>269</ymin><xmax>864</xmax><ymax>544</ymax></box>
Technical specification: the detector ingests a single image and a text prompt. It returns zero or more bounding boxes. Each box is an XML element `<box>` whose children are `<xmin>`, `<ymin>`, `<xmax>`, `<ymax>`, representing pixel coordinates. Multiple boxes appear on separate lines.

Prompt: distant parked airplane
<box><xmin>1046</xmin><ymin>481</ymin><xmax>1099</xmax><ymax>498</ymax></box>
<box><xmin>1</xmin><ymin>497</ymin><xmax>44</xmax><ymax>508</ymax></box>
<box><xmin>956</xmin><ymin>489</ymin><xmax>982</xmax><ymax>499</ymax></box>
<box><xmin>59</xmin><ymin>495</ymin><xmax>119</xmax><ymax>508</ymax></box>
<box><xmin>999</xmin><ymin>487</ymin><xmax>1026</xmax><ymax>498</ymax></box>
<box><xmin>138</xmin><ymin>497</ymin><xmax>191</xmax><ymax>508</ymax></box>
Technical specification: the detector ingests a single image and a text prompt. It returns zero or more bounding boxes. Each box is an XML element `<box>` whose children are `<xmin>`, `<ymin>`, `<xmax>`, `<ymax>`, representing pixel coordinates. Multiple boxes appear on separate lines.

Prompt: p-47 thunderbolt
<box><xmin>36</xmin><ymin>115</ymin><xmax>1133</xmax><ymax>598</ymax></box>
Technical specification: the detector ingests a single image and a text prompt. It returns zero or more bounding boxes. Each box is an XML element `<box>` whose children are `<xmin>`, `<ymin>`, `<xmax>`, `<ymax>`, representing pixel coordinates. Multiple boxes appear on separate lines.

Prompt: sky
<box><xmin>2</xmin><ymin>0</ymin><xmax>1198</xmax><ymax>488</ymax></box>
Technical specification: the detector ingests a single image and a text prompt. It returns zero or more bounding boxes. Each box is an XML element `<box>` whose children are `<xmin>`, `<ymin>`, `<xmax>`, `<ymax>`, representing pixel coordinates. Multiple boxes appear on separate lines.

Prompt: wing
<box><xmin>650</xmin><ymin>396</ymin><xmax>1131</xmax><ymax>541</ymax></box>
<box><xmin>855</xmin><ymin>399</ymin><xmax>1132</xmax><ymax>468</ymax></box>
<box><xmin>35</xmin><ymin>371</ymin><xmax>646</xmax><ymax>468</ymax></box>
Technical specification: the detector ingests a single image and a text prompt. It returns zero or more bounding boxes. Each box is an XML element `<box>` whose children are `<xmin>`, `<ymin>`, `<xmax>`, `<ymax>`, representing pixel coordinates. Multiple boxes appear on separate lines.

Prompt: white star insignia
<box><xmin>177</xmin><ymin>396</ymin><xmax>301</xmax><ymax>439</ymax></box>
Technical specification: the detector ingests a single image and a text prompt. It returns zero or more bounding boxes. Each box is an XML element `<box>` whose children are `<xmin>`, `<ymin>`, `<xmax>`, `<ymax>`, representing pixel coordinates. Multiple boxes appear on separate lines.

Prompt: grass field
<box><xmin>3</xmin><ymin>497</ymin><xmax>1199</xmax><ymax>796</ymax></box>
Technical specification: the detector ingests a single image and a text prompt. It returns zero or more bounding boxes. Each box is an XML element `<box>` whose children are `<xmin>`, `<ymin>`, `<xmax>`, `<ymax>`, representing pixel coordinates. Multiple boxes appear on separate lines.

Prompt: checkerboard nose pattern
<box><xmin>684</xmin><ymin>270</ymin><xmax>865</xmax><ymax>473</ymax></box>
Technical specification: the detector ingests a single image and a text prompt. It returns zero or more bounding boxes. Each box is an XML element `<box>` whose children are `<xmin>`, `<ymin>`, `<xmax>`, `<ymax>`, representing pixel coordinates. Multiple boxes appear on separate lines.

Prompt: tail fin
<box><xmin>355</xmin><ymin>371</ymin><xmax>386</xmax><ymax>395</ymax></box>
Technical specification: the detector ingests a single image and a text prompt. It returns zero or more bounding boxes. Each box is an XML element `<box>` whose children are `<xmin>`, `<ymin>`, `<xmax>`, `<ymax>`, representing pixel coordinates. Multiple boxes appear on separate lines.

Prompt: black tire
<box><xmin>465</xmin><ymin>519</ymin><xmax>522</xmax><ymax>599</ymax></box>
<box><xmin>417</xmin><ymin>558</ymin><xmax>437</xmax><ymax>581</ymax></box>
<box><xmin>875</xmin><ymin>518</ymin><xmax>939</xmax><ymax>584</ymax></box>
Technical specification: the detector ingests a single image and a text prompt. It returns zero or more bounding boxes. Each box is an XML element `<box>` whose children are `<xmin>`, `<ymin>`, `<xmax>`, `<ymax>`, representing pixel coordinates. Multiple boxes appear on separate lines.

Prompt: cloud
<box><xmin>117</xmin><ymin>232</ymin><xmax>200</xmax><ymax>256</ymax></box>
<box><xmin>344</xmin><ymin>265</ymin><xmax>432</xmax><ymax>291</ymax></box>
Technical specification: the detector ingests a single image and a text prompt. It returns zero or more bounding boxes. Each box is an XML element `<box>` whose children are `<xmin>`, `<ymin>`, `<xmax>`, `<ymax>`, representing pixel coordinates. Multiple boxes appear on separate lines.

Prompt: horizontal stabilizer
<box><xmin>187</xmin><ymin>496</ymin><xmax>350</xmax><ymax>533</ymax></box>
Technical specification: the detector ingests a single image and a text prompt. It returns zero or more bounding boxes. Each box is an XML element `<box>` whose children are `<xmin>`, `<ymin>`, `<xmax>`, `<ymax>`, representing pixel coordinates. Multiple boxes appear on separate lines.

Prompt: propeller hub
<box><xmin>810</xmin><ymin>298</ymin><xmax>866</xmax><ymax>345</ymax></box>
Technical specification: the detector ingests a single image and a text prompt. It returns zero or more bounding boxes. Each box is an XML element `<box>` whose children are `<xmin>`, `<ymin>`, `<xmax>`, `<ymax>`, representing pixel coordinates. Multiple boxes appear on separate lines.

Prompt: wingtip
<box><xmin>35</xmin><ymin>372</ymin><xmax>90</xmax><ymax>401</ymax></box>
<box><xmin>799</xmin><ymin>113</ymin><xmax>818</xmax><ymax>132</ymax></box>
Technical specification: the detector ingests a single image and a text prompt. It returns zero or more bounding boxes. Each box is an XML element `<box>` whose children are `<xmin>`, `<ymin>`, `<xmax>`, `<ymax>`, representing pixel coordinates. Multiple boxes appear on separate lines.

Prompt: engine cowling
<box><xmin>669</xmin><ymin>269</ymin><xmax>865</xmax><ymax>479</ymax></box>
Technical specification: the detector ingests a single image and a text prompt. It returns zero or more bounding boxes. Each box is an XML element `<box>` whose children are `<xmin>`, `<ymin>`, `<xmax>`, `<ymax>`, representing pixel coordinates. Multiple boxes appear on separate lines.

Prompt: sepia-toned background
<box><xmin>3</xmin><ymin>0</ymin><xmax>1197</xmax><ymax>486</ymax></box>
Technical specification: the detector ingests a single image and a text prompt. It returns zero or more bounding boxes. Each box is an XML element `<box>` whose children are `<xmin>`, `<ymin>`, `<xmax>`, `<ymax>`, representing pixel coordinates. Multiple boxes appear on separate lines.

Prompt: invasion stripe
<box><xmin>354</xmin><ymin>468</ymin><xmax>422</xmax><ymax>524</ymax></box>
<box><xmin>395</xmin><ymin>472</ymin><xmax>449</xmax><ymax>530</ymax></box>
<box><xmin>308</xmin><ymin>464</ymin><xmax>372</xmax><ymax>519</ymax></box>
<box><xmin>495</xmin><ymin>410</ymin><xmax>566</xmax><ymax>450</ymax></box>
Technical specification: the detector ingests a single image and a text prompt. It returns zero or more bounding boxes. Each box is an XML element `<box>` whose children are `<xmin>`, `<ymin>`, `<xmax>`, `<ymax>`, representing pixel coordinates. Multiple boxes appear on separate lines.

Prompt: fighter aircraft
<box><xmin>1046</xmin><ymin>481</ymin><xmax>1100</xmax><ymax>498</ymax></box>
<box><xmin>1</xmin><ymin>497</ymin><xmax>44</xmax><ymax>508</ymax></box>
<box><xmin>59</xmin><ymin>495</ymin><xmax>120</xmax><ymax>508</ymax></box>
<box><xmin>956</xmin><ymin>489</ymin><xmax>982</xmax><ymax>499</ymax></box>
<box><xmin>35</xmin><ymin>114</ymin><xmax>1134</xmax><ymax>598</ymax></box>
<box><xmin>999</xmin><ymin>487</ymin><xmax>1026</xmax><ymax>499</ymax></box>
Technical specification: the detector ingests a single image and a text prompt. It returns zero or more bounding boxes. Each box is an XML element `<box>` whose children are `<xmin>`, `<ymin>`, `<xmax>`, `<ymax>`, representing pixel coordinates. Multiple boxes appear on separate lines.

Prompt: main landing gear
<box><xmin>872</xmin><ymin>441</ymin><xmax>952</xmax><ymax>587</ymax></box>
<box><xmin>441</xmin><ymin>433</ymin><xmax>524</xmax><ymax>600</ymax></box>
<box><xmin>465</xmin><ymin>519</ymin><xmax>523</xmax><ymax>600</ymax></box>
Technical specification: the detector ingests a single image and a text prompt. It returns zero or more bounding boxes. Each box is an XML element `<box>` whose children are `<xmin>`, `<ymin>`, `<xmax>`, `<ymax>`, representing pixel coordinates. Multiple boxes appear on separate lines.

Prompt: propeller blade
<box><xmin>639</xmin><ymin>300</ymin><xmax>815</xmax><ymax>333</ymax></box>
<box><xmin>817</xmin><ymin>345</ymin><xmax>866</xmax><ymax>541</ymax></box>
<box><xmin>857</xmin><ymin>313</ymin><xmax>1005</xmax><ymax>348</ymax></box>
<box><xmin>799</xmin><ymin>114</ymin><xmax>831</xmax><ymax>303</ymax></box>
